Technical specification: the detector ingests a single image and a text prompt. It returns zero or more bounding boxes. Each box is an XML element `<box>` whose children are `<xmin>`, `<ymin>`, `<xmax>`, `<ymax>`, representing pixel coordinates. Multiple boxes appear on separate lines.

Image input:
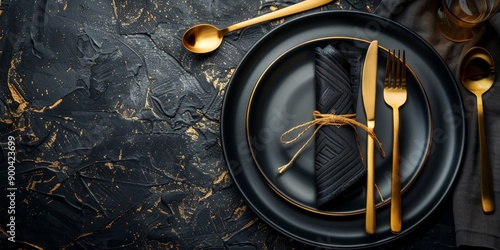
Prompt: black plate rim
<box><xmin>220</xmin><ymin>10</ymin><xmax>465</xmax><ymax>248</ymax></box>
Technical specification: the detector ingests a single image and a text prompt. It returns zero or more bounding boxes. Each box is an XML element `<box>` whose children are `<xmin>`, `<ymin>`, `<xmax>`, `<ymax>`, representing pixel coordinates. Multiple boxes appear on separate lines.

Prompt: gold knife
<box><xmin>362</xmin><ymin>40</ymin><xmax>378</xmax><ymax>235</ymax></box>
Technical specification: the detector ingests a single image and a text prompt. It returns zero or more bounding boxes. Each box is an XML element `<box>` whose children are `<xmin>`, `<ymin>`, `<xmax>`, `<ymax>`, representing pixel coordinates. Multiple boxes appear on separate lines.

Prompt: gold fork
<box><xmin>383</xmin><ymin>50</ymin><xmax>407</xmax><ymax>234</ymax></box>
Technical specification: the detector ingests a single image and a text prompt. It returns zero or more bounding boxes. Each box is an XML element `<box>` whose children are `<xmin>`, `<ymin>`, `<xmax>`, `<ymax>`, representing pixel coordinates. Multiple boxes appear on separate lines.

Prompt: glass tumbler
<box><xmin>437</xmin><ymin>0</ymin><xmax>500</xmax><ymax>42</ymax></box>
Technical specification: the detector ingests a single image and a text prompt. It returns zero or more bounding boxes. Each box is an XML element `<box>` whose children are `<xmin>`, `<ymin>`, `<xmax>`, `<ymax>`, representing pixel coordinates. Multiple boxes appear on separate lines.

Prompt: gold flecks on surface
<box><xmin>105</xmin><ymin>162</ymin><xmax>126</xmax><ymax>171</ymax></box>
<box><xmin>204</xmin><ymin>68</ymin><xmax>235</xmax><ymax>92</ymax></box>
<box><xmin>145</xmin><ymin>10</ymin><xmax>156</xmax><ymax>23</ymax></box>
<box><xmin>112</xmin><ymin>1</ymin><xmax>144</xmax><ymax>27</ymax></box>
<box><xmin>232</xmin><ymin>205</ymin><xmax>247</xmax><ymax>220</ymax></box>
<box><xmin>185</xmin><ymin>126</ymin><xmax>199</xmax><ymax>141</ymax></box>
<box><xmin>177</xmin><ymin>203</ymin><xmax>188</xmax><ymax>220</ymax></box>
<box><xmin>48</xmin><ymin>160</ymin><xmax>61</xmax><ymax>172</ymax></box>
<box><xmin>178</xmin><ymin>154</ymin><xmax>186</xmax><ymax>170</ymax></box>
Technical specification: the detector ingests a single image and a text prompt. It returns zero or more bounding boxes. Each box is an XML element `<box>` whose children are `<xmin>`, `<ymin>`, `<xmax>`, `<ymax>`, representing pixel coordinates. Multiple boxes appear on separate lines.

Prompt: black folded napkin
<box><xmin>314</xmin><ymin>43</ymin><xmax>364</xmax><ymax>207</ymax></box>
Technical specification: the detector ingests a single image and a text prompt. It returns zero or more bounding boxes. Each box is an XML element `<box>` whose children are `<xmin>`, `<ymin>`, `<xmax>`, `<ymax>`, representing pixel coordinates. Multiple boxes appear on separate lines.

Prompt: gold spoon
<box><xmin>182</xmin><ymin>0</ymin><xmax>333</xmax><ymax>54</ymax></box>
<box><xmin>460</xmin><ymin>46</ymin><xmax>496</xmax><ymax>213</ymax></box>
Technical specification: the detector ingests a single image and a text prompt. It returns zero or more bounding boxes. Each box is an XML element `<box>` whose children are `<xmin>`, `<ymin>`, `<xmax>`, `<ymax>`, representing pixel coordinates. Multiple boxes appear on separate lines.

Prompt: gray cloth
<box><xmin>375</xmin><ymin>1</ymin><xmax>500</xmax><ymax>249</ymax></box>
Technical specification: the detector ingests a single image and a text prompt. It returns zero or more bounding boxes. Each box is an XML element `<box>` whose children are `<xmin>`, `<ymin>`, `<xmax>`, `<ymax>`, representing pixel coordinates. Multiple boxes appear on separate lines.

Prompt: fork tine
<box><xmin>384</xmin><ymin>50</ymin><xmax>391</xmax><ymax>88</ymax></box>
<box><xmin>396</xmin><ymin>50</ymin><xmax>401</xmax><ymax>88</ymax></box>
<box><xmin>402</xmin><ymin>50</ymin><xmax>406</xmax><ymax>88</ymax></box>
<box><xmin>391</xmin><ymin>50</ymin><xmax>397</xmax><ymax>88</ymax></box>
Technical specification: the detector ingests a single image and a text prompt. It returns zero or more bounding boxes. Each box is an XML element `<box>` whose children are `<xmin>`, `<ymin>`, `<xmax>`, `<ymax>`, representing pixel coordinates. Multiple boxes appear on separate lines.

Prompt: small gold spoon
<box><xmin>182</xmin><ymin>0</ymin><xmax>333</xmax><ymax>54</ymax></box>
<box><xmin>460</xmin><ymin>46</ymin><xmax>496</xmax><ymax>213</ymax></box>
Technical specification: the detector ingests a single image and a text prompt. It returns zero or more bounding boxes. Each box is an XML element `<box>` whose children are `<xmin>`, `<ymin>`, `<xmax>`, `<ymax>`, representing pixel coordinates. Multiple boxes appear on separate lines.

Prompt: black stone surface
<box><xmin>0</xmin><ymin>0</ymin><xmax>457</xmax><ymax>249</ymax></box>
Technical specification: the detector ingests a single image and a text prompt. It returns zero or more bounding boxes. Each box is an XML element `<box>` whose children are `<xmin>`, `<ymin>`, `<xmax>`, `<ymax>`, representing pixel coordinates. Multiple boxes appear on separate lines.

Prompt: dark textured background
<box><xmin>0</xmin><ymin>0</ymin><xmax>456</xmax><ymax>249</ymax></box>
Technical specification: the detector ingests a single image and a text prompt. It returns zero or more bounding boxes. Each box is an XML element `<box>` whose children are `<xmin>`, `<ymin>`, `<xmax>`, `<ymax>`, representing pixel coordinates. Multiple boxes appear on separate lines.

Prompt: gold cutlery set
<box><xmin>362</xmin><ymin>41</ymin><xmax>407</xmax><ymax>234</ymax></box>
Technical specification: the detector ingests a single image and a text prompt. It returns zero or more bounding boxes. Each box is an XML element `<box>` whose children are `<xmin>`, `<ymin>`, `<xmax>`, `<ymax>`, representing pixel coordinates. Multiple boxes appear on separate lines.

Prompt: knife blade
<box><xmin>362</xmin><ymin>40</ymin><xmax>378</xmax><ymax>235</ymax></box>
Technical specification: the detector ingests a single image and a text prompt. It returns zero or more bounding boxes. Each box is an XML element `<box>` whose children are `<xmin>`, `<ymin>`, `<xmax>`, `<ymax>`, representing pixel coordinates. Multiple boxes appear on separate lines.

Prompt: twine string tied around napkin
<box><xmin>278</xmin><ymin>110</ymin><xmax>386</xmax><ymax>174</ymax></box>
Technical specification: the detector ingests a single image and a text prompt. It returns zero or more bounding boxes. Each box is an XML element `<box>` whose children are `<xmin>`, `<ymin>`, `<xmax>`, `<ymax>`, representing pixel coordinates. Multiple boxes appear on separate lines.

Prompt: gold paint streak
<box><xmin>49</xmin><ymin>99</ymin><xmax>63</xmax><ymax>109</ymax></box>
<box><xmin>49</xmin><ymin>183</ymin><xmax>61</xmax><ymax>194</ymax></box>
<box><xmin>43</xmin><ymin>129</ymin><xmax>58</xmax><ymax>149</ymax></box>
<box><xmin>74</xmin><ymin>193</ymin><xmax>82</xmax><ymax>203</ymax></box>
<box><xmin>44</xmin><ymin>176</ymin><xmax>55</xmax><ymax>183</ymax></box>
<box><xmin>66</xmin><ymin>67</ymin><xmax>71</xmax><ymax>72</ymax></box>
<box><xmin>60</xmin><ymin>232</ymin><xmax>94</xmax><ymax>249</ymax></box>
<box><xmin>105</xmin><ymin>212</ymin><xmax>125</xmax><ymax>229</ymax></box>
<box><xmin>199</xmin><ymin>188</ymin><xmax>213</xmax><ymax>202</ymax></box>
<box><xmin>7</xmin><ymin>52</ymin><xmax>64</xmax><ymax>116</ymax></box>
<box><xmin>213</xmin><ymin>171</ymin><xmax>228</xmax><ymax>185</ymax></box>
<box><xmin>144</xmin><ymin>88</ymin><xmax>152</xmax><ymax>109</ymax></box>
<box><xmin>28</xmin><ymin>171</ymin><xmax>44</xmax><ymax>190</ymax></box>
<box><xmin>0</xmin><ymin>117</ymin><xmax>13</xmax><ymax>124</ymax></box>
<box><xmin>111</xmin><ymin>0</ymin><xmax>119</xmax><ymax>22</ymax></box>
<box><xmin>16</xmin><ymin>241</ymin><xmax>44</xmax><ymax>250</ymax></box>
<box><xmin>119</xmin><ymin>149</ymin><xmax>123</xmax><ymax>160</ymax></box>
<box><xmin>63</xmin><ymin>3</ymin><xmax>68</xmax><ymax>11</ymax></box>
<box><xmin>270</xmin><ymin>5</ymin><xmax>278</xmax><ymax>11</ymax></box>
<box><xmin>240</xmin><ymin>218</ymin><xmax>258</xmax><ymax>231</ymax></box>
<box><xmin>136</xmin><ymin>205</ymin><xmax>143</xmax><ymax>212</ymax></box>
<box><xmin>7</xmin><ymin>81</ymin><xmax>28</xmax><ymax>116</ymax></box>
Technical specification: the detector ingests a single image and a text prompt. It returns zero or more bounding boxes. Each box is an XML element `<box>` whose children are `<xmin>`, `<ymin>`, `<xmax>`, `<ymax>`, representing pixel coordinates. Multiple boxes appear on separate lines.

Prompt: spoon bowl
<box><xmin>460</xmin><ymin>46</ymin><xmax>496</xmax><ymax>213</ymax></box>
<box><xmin>461</xmin><ymin>47</ymin><xmax>496</xmax><ymax>94</ymax></box>
<box><xmin>181</xmin><ymin>0</ymin><xmax>334</xmax><ymax>54</ymax></box>
<box><xmin>182</xmin><ymin>24</ymin><xmax>227</xmax><ymax>54</ymax></box>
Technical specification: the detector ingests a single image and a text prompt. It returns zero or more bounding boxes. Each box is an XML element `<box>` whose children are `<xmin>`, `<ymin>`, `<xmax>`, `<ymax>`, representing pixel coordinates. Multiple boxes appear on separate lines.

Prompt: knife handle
<box><xmin>365</xmin><ymin>128</ymin><xmax>376</xmax><ymax>234</ymax></box>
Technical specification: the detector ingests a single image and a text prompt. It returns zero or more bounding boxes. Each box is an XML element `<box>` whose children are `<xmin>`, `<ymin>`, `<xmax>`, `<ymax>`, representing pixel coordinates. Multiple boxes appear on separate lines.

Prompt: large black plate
<box><xmin>221</xmin><ymin>11</ymin><xmax>464</xmax><ymax>248</ymax></box>
<box><xmin>246</xmin><ymin>38</ymin><xmax>432</xmax><ymax>216</ymax></box>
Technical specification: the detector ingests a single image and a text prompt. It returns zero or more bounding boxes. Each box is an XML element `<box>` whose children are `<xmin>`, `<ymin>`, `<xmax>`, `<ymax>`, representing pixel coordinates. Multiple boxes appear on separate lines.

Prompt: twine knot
<box><xmin>278</xmin><ymin>110</ymin><xmax>386</xmax><ymax>174</ymax></box>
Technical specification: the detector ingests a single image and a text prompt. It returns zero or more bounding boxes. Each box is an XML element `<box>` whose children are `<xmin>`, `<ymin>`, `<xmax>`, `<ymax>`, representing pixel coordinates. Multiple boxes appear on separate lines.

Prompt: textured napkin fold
<box><xmin>314</xmin><ymin>43</ymin><xmax>364</xmax><ymax>207</ymax></box>
<box><xmin>376</xmin><ymin>1</ymin><xmax>500</xmax><ymax>249</ymax></box>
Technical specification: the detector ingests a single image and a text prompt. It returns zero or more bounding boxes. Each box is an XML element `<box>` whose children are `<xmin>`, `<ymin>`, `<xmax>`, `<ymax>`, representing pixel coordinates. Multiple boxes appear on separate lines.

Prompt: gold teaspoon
<box><xmin>182</xmin><ymin>0</ymin><xmax>333</xmax><ymax>54</ymax></box>
<box><xmin>460</xmin><ymin>46</ymin><xmax>496</xmax><ymax>213</ymax></box>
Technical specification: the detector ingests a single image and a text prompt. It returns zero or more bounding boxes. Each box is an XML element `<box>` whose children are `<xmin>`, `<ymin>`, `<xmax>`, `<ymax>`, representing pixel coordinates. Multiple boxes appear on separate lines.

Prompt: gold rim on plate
<box><xmin>245</xmin><ymin>36</ymin><xmax>433</xmax><ymax>216</ymax></box>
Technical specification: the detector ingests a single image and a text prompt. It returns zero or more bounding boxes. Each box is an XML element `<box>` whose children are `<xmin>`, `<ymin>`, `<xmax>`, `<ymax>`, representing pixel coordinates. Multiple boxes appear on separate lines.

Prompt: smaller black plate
<box><xmin>246</xmin><ymin>38</ymin><xmax>432</xmax><ymax>216</ymax></box>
